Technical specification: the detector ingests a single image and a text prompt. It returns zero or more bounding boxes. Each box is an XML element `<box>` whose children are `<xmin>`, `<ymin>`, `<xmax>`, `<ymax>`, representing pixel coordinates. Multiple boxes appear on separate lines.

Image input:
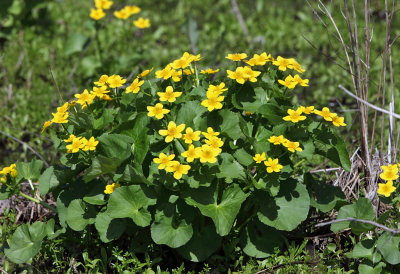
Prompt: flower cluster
<box><xmin>201</xmin><ymin>83</ymin><xmax>227</xmax><ymax>111</ymax></box>
<box><xmin>0</xmin><ymin>164</ymin><xmax>17</xmax><ymax>183</ymax></box>
<box><xmin>64</xmin><ymin>134</ymin><xmax>99</xmax><ymax>153</ymax></box>
<box><xmin>253</xmin><ymin>152</ymin><xmax>283</xmax><ymax>173</ymax></box>
<box><xmin>377</xmin><ymin>164</ymin><xmax>399</xmax><ymax>197</ymax></box>
<box><xmin>154</xmin><ymin>127</ymin><xmax>223</xmax><ymax>179</ymax></box>
<box><xmin>227</xmin><ymin>66</ymin><xmax>261</xmax><ymax>84</ymax></box>
<box><xmin>155</xmin><ymin>52</ymin><xmax>201</xmax><ymax>82</ymax></box>
<box><xmin>268</xmin><ymin>135</ymin><xmax>303</xmax><ymax>153</ymax></box>
<box><xmin>282</xmin><ymin>106</ymin><xmax>346</xmax><ymax>127</ymax></box>
<box><xmin>89</xmin><ymin>0</ymin><xmax>150</xmax><ymax>29</ymax></box>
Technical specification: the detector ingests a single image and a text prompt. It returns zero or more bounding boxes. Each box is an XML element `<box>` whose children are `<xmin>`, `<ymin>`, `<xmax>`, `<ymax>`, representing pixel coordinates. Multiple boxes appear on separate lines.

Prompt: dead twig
<box><xmin>316</xmin><ymin>217</ymin><xmax>400</xmax><ymax>234</ymax></box>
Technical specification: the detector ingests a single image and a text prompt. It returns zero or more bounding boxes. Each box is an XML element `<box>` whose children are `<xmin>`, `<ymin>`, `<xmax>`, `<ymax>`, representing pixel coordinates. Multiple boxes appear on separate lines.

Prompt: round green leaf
<box><xmin>66</xmin><ymin>199</ymin><xmax>96</xmax><ymax>231</ymax></box>
<box><xmin>151</xmin><ymin>214</ymin><xmax>193</xmax><ymax>248</ymax></box>
<box><xmin>106</xmin><ymin>185</ymin><xmax>156</xmax><ymax>227</ymax></box>
<box><xmin>95</xmin><ymin>212</ymin><xmax>126</xmax><ymax>243</ymax></box>
<box><xmin>240</xmin><ymin>220</ymin><xmax>284</xmax><ymax>258</ymax></box>
<box><xmin>257</xmin><ymin>179</ymin><xmax>310</xmax><ymax>231</ymax></box>
<box><xmin>377</xmin><ymin>232</ymin><xmax>400</xmax><ymax>265</ymax></box>
<box><xmin>177</xmin><ymin>225</ymin><xmax>221</xmax><ymax>262</ymax></box>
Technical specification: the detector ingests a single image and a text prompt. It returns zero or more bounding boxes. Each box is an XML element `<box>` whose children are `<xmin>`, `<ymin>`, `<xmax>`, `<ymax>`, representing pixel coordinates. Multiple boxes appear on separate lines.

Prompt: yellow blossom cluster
<box><xmin>155</xmin><ymin>52</ymin><xmax>201</xmax><ymax>82</ymax></box>
<box><xmin>278</xmin><ymin>74</ymin><xmax>309</xmax><ymax>89</ymax></box>
<box><xmin>377</xmin><ymin>164</ymin><xmax>398</xmax><ymax>197</ymax></box>
<box><xmin>114</xmin><ymin>5</ymin><xmax>141</xmax><ymax>20</ymax></box>
<box><xmin>104</xmin><ymin>182</ymin><xmax>120</xmax><ymax>194</ymax></box>
<box><xmin>0</xmin><ymin>164</ymin><xmax>17</xmax><ymax>183</ymax></box>
<box><xmin>201</xmin><ymin>83</ymin><xmax>227</xmax><ymax>111</ymax></box>
<box><xmin>253</xmin><ymin>152</ymin><xmax>283</xmax><ymax>173</ymax></box>
<box><xmin>154</xmin><ymin>127</ymin><xmax>223</xmax><ymax>179</ymax></box>
<box><xmin>64</xmin><ymin>134</ymin><xmax>99</xmax><ymax>153</ymax></box>
<box><xmin>282</xmin><ymin>106</ymin><xmax>346</xmax><ymax>127</ymax></box>
<box><xmin>272</xmin><ymin>56</ymin><xmax>305</xmax><ymax>73</ymax></box>
<box><xmin>227</xmin><ymin>66</ymin><xmax>261</xmax><ymax>84</ymax></box>
<box><xmin>90</xmin><ymin>0</ymin><xmax>113</xmax><ymax>20</ymax></box>
<box><xmin>268</xmin><ymin>135</ymin><xmax>303</xmax><ymax>153</ymax></box>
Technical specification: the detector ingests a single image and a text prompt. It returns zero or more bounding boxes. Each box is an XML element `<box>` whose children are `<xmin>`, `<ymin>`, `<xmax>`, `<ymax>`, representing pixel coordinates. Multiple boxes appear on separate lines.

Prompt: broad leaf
<box><xmin>16</xmin><ymin>159</ymin><xmax>43</xmax><ymax>182</ymax></box>
<box><xmin>66</xmin><ymin>199</ymin><xmax>96</xmax><ymax>231</ymax></box>
<box><xmin>39</xmin><ymin>166</ymin><xmax>60</xmax><ymax>195</ymax></box>
<box><xmin>376</xmin><ymin>232</ymin><xmax>400</xmax><ymax>265</ymax></box>
<box><xmin>95</xmin><ymin>212</ymin><xmax>126</xmax><ymax>243</ymax></box>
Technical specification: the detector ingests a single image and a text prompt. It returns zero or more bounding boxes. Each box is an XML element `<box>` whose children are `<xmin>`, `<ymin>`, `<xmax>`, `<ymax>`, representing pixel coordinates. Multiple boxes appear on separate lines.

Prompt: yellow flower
<box><xmin>201</xmin><ymin>92</ymin><xmax>224</xmax><ymax>111</ymax></box>
<box><xmin>253</xmin><ymin>152</ymin><xmax>266</xmax><ymax>163</ymax></box>
<box><xmin>64</xmin><ymin>134</ymin><xmax>77</xmax><ymax>143</ymax></box>
<box><xmin>314</xmin><ymin>107</ymin><xmax>335</xmax><ymax>121</ymax></box>
<box><xmin>114</xmin><ymin>8</ymin><xmax>131</xmax><ymax>20</ymax></box>
<box><xmin>0</xmin><ymin>164</ymin><xmax>17</xmax><ymax>178</ymax></box>
<box><xmin>278</xmin><ymin>75</ymin><xmax>297</xmax><ymax>89</ymax></box>
<box><xmin>170</xmin><ymin>69</ymin><xmax>182</xmax><ymax>82</ymax></box>
<box><xmin>82</xmin><ymin>137</ymin><xmax>99</xmax><ymax>151</ymax></box>
<box><xmin>153</xmin><ymin>153</ymin><xmax>175</xmax><ymax>169</ymax></box>
<box><xmin>90</xmin><ymin>8</ymin><xmax>106</xmax><ymax>20</ymax></box>
<box><xmin>272</xmin><ymin>56</ymin><xmax>293</xmax><ymax>71</ymax></box>
<box><xmin>124</xmin><ymin>5</ymin><xmax>141</xmax><ymax>15</ymax></box>
<box><xmin>283</xmin><ymin>108</ymin><xmax>307</xmax><ymax>123</ymax></box>
<box><xmin>264</xmin><ymin>158</ymin><xmax>283</xmax><ymax>173</ymax></box>
<box><xmin>380</xmin><ymin>169</ymin><xmax>399</xmax><ymax>181</ymax></box>
<box><xmin>190</xmin><ymin>53</ymin><xmax>201</xmax><ymax>62</ymax></box>
<box><xmin>292</xmin><ymin>74</ymin><xmax>309</xmax><ymax>87</ymax></box>
<box><xmin>243</xmin><ymin>66</ymin><xmax>261</xmax><ymax>82</ymax></box>
<box><xmin>147</xmin><ymin>103</ymin><xmax>170</xmax><ymax>120</ymax></box>
<box><xmin>182</xmin><ymin>127</ymin><xmax>201</xmax><ymax>144</ymax></box>
<box><xmin>126</xmin><ymin>78</ymin><xmax>144</xmax><ymax>94</ymax></box>
<box><xmin>51</xmin><ymin>112</ymin><xmax>69</xmax><ymax>124</ymax></box>
<box><xmin>165</xmin><ymin>161</ymin><xmax>191</xmax><ymax>179</ymax></box>
<box><xmin>94</xmin><ymin>75</ymin><xmax>109</xmax><ymax>86</ymax></box>
<box><xmin>157</xmin><ymin>86</ymin><xmax>182</xmax><ymax>103</ymax></box>
<box><xmin>331</xmin><ymin>114</ymin><xmax>347</xmax><ymax>127</ymax></box>
<box><xmin>289</xmin><ymin>59</ymin><xmax>306</xmax><ymax>73</ymax></box>
<box><xmin>159</xmin><ymin>121</ymin><xmax>185</xmax><ymax>143</ymax></box>
<box><xmin>91</xmin><ymin>86</ymin><xmax>110</xmax><ymax>98</ymax></box>
<box><xmin>205</xmin><ymin>136</ymin><xmax>224</xmax><ymax>153</ymax></box>
<box><xmin>66</xmin><ymin>137</ymin><xmax>84</xmax><ymax>153</ymax></box>
<box><xmin>133</xmin><ymin>17</ymin><xmax>151</xmax><ymax>29</ymax></box>
<box><xmin>200</xmin><ymin>68</ymin><xmax>219</xmax><ymax>74</ymax></box>
<box><xmin>299</xmin><ymin>106</ymin><xmax>314</xmax><ymax>114</ymax></box>
<box><xmin>227</xmin><ymin>67</ymin><xmax>247</xmax><ymax>84</ymax></box>
<box><xmin>155</xmin><ymin>66</ymin><xmax>172</xmax><ymax>80</ymax></box>
<box><xmin>268</xmin><ymin>135</ymin><xmax>286</xmax><ymax>145</ymax></box>
<box><xmin>382</xmin><ymin>164</ymin><xmax>399</xmax><ymax>173</ymax></box>
<box><xmin>183</xmin><ymin>68</ymin><xmax>194</xmax><ymax>75</ymax></box>
<box><xmin>104</xmin><ymin>183</ymin><xmax>120</xmax><ymax>194</ymax></box>
<box><xmin>137</xmin><ymin>68</ymin><xmax>153</xmax><ymax>78</ymax></box>
<box><xmin>171</xmin><ymin>58</ymin><xmax>191</xmax><ymax>70</ymax></box>
<box><xmin>181</xmin><ymin>145</ymin><xmax>199</xmax><ymax>162</ymax></box>
<box><xmin>75</xmin><ymin>89</ymin><xmax>96</xmax><ymax>108</ymax></box>
<box><xmin>208</xmin><ymin>83</ymin><xmax>227</xmax><ymax>95</ymax></box>
<box><xmin>245</xmin><ymin>52</ymin><xmax>273</xmax><ymax>66</ymax></box>
<box><xmin>202</xmin><ymin>127</ymin><xmax>220</xmax><ymax>139</ymax></box>
<box><xmin>95</xmin><ymin>0</ymin><xmax>113</xmax><ymax>9</ymax></box>
<box><xmin>283</xmin><ymin>141</ymin><xmax>303</xmax><ymax>153</ymax></box>
<box><xmin>198</xmin><ymin>145</ymin><xmax>219</xmax><ymax>163</ymax></box>
<box><xmin>226</xmin><ymin>53</ymin><xmax>247</xmax><ymax>61</ymax></box>
<box><xmin>377</xmin><ymin>180</ymin><xmax>396</xmax><ymax>197</ymax></box>
<box><xmin>107</xmin><ymin>75</ymin><xmax>127</xmax><ymax>88</ymax></box>
<box><xmin>57</xmin><ymin>102</ymin><xmax>69</xmax><ymax>113</ymax></box>
<box><xmin>41</xmin><ymin>121</ymin><xmax>52</xmax><ymax>133</ymax></box>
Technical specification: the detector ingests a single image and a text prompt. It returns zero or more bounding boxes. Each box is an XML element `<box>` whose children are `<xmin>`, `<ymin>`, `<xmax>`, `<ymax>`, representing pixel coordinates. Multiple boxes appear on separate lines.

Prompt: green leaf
<box><xmin>4</xmin><ymin>221</ymin><xmax>48</xmax><ymax>263</ymax></box>
<box><xmin>16</xmin><ymin>159</ymin><xmax>43</xmax><ymax>181</ymax></box>
<box><xmin>66</xmin><ymin>199</ymin><xmax>96</xmax><ymax>231</ymax></box>
<box><xmin>83</xmin><ymin>183</ymin><xmax>106</xmax><ymax>205</ymax></box>
<box><xmin>185</xmin><ymin>183</ymin><xmax>248</xmax><ymax>236</ymax></box>
<box><xmin>217</xmin><ymin>153</ymin><xmax>246</xmax><ymax>182</ymax></box>
<box><xmin>95</xmin><ymin>212</ymin><xmax>126</xmax><ymax>243</ymax></box>
<box><xmin>97</xmin><ymin>133</ymin><xmax>133</xmax><ymax>161</ymax></box>
<box><xmin>177</xmin><ymin>225</ymin><xmax>221</xmax><ymax>262</ymax></box>
<box><xmin>106</xmin><ymin>185</ymin><xmax>156</xmax><ymax>227</ymax></box>
<box><xmin>151</xmin><ymin>203</ymin><xmax>194</xmax><ymax>248</ymax></box>
<box><xmin>346</xmin><ymin>239</ymin><xmax>375</xmax><ymax>260</ymax></box>
<box><xmin>233</xmin><ymin>148</ymin><xmax>254</xmax><ymax>167</ymax></box>
<box><xmin>38</xmin><ymin>166</ymin><xmax>60</xmax><ymax>195</ymax></box>
<box><xmin>305</xmin><ymin>173</ymin><xmax>346</xmax><ymax>213</ymax></box>
<box><xmin>130</xmin><ymin>113</ymin><xmax>150</xmax><ymax>164</ymax></box>
<box><xmin>176</xmin><ymin>101</ymin><xmax>206</xmax><ymax>128</ymax></box>
<box><xmin>257</xmin><ymin>104</ymin><xmax>285</xmax><ymax>125</ymax></box>
<box><xmin>240</xmin><ymin>220</ymin><xmax>284</xmax><ymax>258</ymax></box>
<box><xmin>297</xmin><ymin>140</ymin><xmax>315</xmax><ymax>161</ymax></box>
<box><xmin>218</xmin><ymin>109</ymin><xmax>242</xmax><ymax>139</ymax></box>
<box><xmin>65</xmin><ymin>32</ymin><xmax>89</xmax><ymax>55</ymax></box>
<box><xmin>331</xmin><ymin>198</ymin><xmax>375</xmax><ymax>234</ymax></box>
<box><xmin>257</xmin><ymin>179</ymin><xmax>310</xmax><ymax>231</ymax></box>
<box><xmin>94</xmin><ymin>108</ymin><xmax>115</xmax><ymax>130</ymax></box>
<box><xmin>115</xmin><ymin>164</ymin><xmax>152</xmax><ymax>185</ymax></box>
<box><xmin>377</xmin><ymin>232</ymin><xmax>400</xmax><ymax>265</ymax></box>
<box><xmin>358</xmin><ymin>262</ymin><xmax>386</xmax><ymax>274</ymax></box>
<box><xmin>83</xmin><ymin>155</ymin><xmax>121</xmax><ymax>182</ymax></box>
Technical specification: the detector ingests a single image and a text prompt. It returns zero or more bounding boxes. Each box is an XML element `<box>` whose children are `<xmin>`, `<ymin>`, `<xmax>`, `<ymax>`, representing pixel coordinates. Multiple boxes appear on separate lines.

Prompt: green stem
<box><xmin>294</xmin><ymin>159</ymin><xmax>306</xmax><ymax>168</ymax></box>
<box><xmin>19</xmin><ymin>192</ymin><xmax>57</xmax><ymax>213</ymax></box>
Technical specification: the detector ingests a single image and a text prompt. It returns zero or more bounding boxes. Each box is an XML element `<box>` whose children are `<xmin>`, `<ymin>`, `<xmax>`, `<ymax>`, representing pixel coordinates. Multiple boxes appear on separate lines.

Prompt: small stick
<box><xmin>315</xmin><ymin>217</ymin><xmax>400</xmax><ymax>234</ymax></box>
<box><xmin>49</xmin><ymin>65</ymin><xmax>64</xmax><ymax>103</ymax></box>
